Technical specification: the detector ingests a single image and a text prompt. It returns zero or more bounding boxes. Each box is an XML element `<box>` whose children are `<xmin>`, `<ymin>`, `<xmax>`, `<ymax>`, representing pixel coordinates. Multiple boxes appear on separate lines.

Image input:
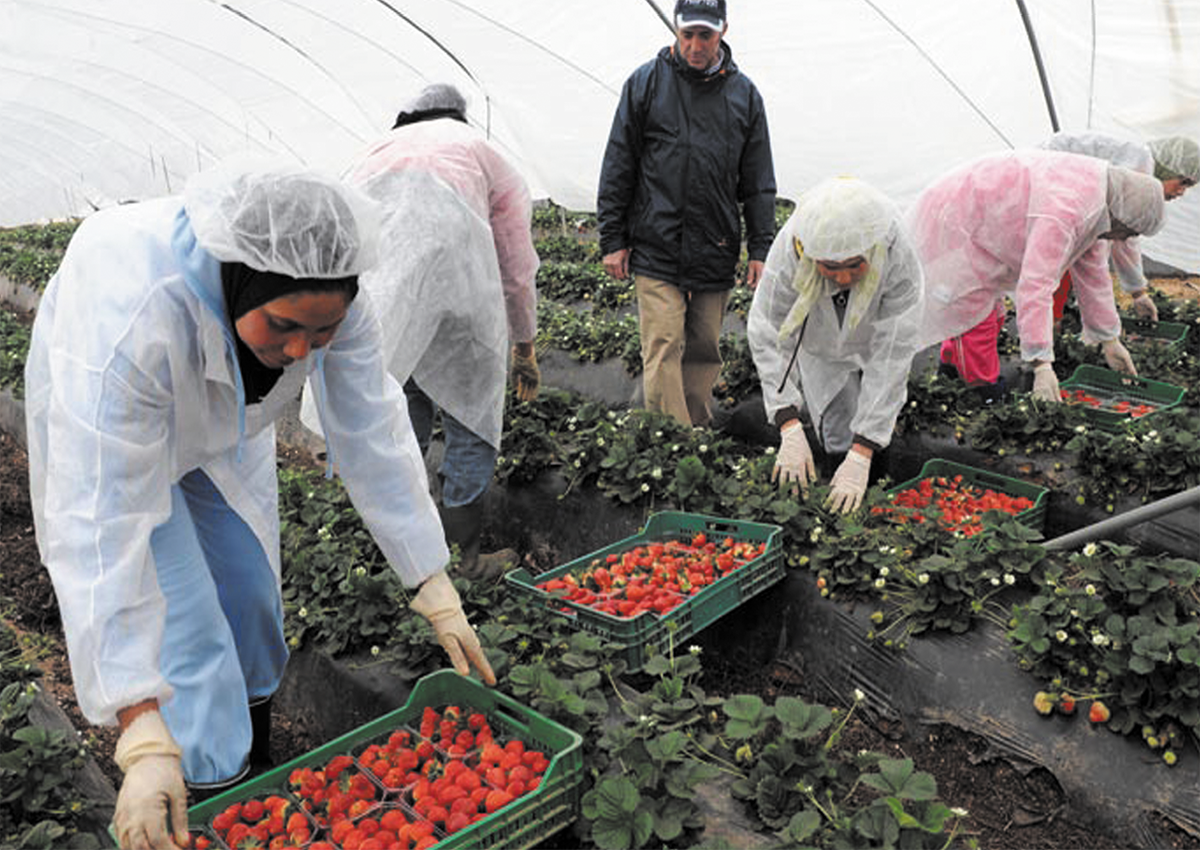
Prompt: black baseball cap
<box><xmin>675</xmin><ymin>0</ymin><xmax>726</xmax><ymax>31</ymax></box>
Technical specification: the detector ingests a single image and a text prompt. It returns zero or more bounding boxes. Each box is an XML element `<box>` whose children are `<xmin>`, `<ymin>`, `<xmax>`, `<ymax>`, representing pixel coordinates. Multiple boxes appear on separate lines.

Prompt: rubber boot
<box><xmin>248</xmin><ymin>696</ymin><xmax>274</xmax><ymax>776</ymax></box>
<box><xmin>439</xmin><ymin>500</ymin><xmax>518</xmax><ymax>581</ymax></box>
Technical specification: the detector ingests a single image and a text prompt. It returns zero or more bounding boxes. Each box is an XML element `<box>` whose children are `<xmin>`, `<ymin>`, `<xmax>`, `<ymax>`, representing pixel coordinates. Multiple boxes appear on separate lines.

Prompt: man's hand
<box><xmin>602</xmin><ymin>248</ymin><xmax>631</xmax><ymax>281</ymax></box>
<box><xmin>410</xmin><ymin>570</ymin><xmax>497</xmax><ymax>685</ymax></box>
<box><xmin>113</xmin><ymin>709</ymin><xmax>189</xmax><ymax>850</ymax></box>
<box><xmin>745</xmin><ymin>259</ymin><xmax>765</xmax><ymax>290</ymax></box>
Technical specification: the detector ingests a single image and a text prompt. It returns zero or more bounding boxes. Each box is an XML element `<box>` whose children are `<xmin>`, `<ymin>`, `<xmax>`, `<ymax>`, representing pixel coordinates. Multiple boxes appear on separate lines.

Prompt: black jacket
<box><xmin>597</xmin><ymin>42</ymin><xmax>776</xmax><ymax>292</ymax></box>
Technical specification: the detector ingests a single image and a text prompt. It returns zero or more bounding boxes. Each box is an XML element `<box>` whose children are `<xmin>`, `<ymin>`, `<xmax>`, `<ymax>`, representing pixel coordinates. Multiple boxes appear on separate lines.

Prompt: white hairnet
<box><xmin>402</xmin><ymin>83</ymin><xmax>468</xmax><ymax>115</ymax></box>
<box><xmin>184</xmin><ymin>157</ymin><xmax>380</xmax><ymax>278</ymax></box>
<box><xmin>1106</xmin><ymin>166</ymin><xmax>1166</xmax><ymax>236</ymax></box>
<box><xmin>1148</xmin><ymin>136</ymin><xmax>1200</xmax><ymax>183</ymax></box>
<box><xmin>792</xmin><ymin>177</ymin><xmax>899</xmax><ymax>261</ymax></box>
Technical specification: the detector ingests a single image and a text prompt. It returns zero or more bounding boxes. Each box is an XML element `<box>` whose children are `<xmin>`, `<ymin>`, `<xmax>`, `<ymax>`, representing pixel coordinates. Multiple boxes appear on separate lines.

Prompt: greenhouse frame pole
<box><xmin>1015</xmin><ymin>0</ymin><xmax>1060</xmax><ymax>132</ymax></box>
<box><xmin>644</xmin><ymin>0</ymin><xmax>673</xmax><ymax>30</ymax></box>
<box><xmin>1042</xmin><ymin>487</ymin><xmax>1200</xmax><ymax>551</ymax></box>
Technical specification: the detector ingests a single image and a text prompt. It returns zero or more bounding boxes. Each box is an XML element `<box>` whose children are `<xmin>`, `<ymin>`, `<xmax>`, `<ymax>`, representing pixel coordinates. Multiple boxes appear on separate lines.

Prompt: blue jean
<box><xmin>404</xmin><ymin>379</ymin><xmax>498</xmax><ymax>507</ymax></box>
<box><xmin>148</xmin><ymin>468</ymin><xmax>288</xmax><ymax>784</ymax></box>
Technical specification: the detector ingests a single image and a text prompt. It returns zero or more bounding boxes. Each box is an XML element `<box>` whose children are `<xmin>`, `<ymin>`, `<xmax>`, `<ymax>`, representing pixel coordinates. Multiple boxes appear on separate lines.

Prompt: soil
<box><xmin>2</xmin><ymin>274</ymin><xmax>1197</xmax><ymax>848</ymax></box>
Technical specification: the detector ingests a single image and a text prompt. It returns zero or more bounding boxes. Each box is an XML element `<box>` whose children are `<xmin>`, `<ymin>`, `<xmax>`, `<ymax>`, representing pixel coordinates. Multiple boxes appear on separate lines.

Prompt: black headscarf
<box><xmin>392</xmin><ymin>107</ymin><xmax>467</xmax><ymax>130</ymax></box>
<box><xmin>221</xmin><ymin>261</ymin><xmax>358</xmax><ymax>403</ymax></box>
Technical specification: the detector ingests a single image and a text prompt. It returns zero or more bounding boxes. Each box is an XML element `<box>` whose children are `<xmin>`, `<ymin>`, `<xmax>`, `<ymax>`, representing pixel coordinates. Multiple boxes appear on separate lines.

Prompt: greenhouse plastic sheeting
<box><xmin>1</xmin><ymin>0</ymin><xmax>1198</xmax><ymax>272</ymax></box>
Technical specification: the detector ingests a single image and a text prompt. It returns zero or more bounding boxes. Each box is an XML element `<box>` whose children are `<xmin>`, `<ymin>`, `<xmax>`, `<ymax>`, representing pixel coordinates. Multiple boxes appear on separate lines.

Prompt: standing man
<box><xmin>597</xmin><ymin>0</ymin><xmax>776</xmax><ymax>428</ymax></box>
<box><xmin>302</xmin><ymin>83</ymin><xmax>540</xmax><ymax>581</ymax></box>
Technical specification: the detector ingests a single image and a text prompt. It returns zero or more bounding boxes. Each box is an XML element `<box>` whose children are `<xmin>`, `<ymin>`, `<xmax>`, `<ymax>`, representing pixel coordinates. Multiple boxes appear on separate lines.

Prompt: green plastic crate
<box><xmin>1059</xmin><ymin>364</ymin><xmax>1185</xmax><ymax>431</ymax></box>
<box><xmin>505</xmin><ymin>511</ymin><xmax>785</xmax><ymax>673</ymax></box>
<box><xmin>181</xmin><ymin>670</ymin><xmax>584</xmax><ymax>850</ymax></box>
<box><xmin>1121</xmin><ymin>315</ymin><xmax>1189</xmax><ymax>353</ymax></box>
<box><xmin>885</xmin><ymin>459</ymin><xmax>1049</xmax><ymax>534</ymax></box>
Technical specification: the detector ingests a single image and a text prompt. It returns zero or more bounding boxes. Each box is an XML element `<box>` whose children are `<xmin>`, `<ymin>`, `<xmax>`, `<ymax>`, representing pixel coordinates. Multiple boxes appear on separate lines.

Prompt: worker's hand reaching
<box><xmin>1102</xmin><ymin>338</ymin><xmax>1137</xmax><ymax>376</ymax></box>
<box><xmin>113</xmin><ymin>710</ymin><xmax>188</xmax><ymax>850</ymax></box>
<box><xmin>1130</xmin><ymin>291</ymin><xmax>1159</xmax><ymax>322</ymax></box>
<box><xmin>510</xmin><ymin>346</ymin><xmax>540</xmax><ymax>402</ymax></box>
<box><xmin>1031</xmin><ymin>362</ymin><xmax>1061</xmax><ymax>403</ymax></box>
<box><xmin>410</xmin><ymin>570</ymin><xmax>497</xmax><ymax>685</ymax></box>
<box><xmin>771</xmin><ymin>421</ymin><xmax>816</xmax><ymax>497</ymax></box>
<box><xmin>826</xmin><ymin>450</ymin><xmax>871</xmax><ymax>514</ymax></box>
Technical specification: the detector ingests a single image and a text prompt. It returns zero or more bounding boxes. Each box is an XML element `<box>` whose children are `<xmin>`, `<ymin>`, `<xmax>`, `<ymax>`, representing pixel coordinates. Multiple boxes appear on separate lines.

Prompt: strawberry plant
<box><xmin>584</xmin><ymin>642</ymin><xmax>723</xmax><ymax>848</ymax></box>
<box><xmin>0</xmin><ymin>683</ymin><xmax>101</xmax><ymax>849</ymax></box>
<box><xmin>896</xmin><ymin>365</ymin><xmax>986</xmax><ymax>438</ymax></box>
<box><xmin>1067</xmin><ymin>409</ymin><xmax>1200</xmax><ymax>505</ymax></box>
<box><xmin>0</xmin><ymin>221</ymin><xmax>78</xmax><ymax>291</ymax></box>
<box><xmin>536</xmin><ymin>259</ymin><xmax>631</xmax><ymax>308</ymax></box>
<box><xmin>0</xmin><ymin>308</ymin><xmax>31</xmax><ymax>400</ymax></box>
<box><xmin>967</xmin><ymin>395</ymin><xmax>1088</xmax><ymax>455</ymax></box>
<box><xmin>1009</xmin><ymin>542</ymin><xmax>1200</xmax><ymax>758</ymax></box>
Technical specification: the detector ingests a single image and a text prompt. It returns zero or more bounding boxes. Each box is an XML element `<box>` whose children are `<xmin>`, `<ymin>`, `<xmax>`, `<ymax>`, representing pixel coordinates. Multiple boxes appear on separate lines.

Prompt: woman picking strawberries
<box><xmin>24</xmin><ymin>159</ymin><xmax>495</xmax><ymax>850</ymax></box>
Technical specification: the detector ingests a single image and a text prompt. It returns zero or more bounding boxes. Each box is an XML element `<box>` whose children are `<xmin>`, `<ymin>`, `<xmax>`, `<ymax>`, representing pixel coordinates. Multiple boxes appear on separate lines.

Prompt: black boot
<box><xmin>248</xmin><ymin>696</ymin><xmax>274</xmax><ymax>776</ymax></box>
<box><xmin>187</xmin><ymin>761</ymin><xmax>250</xmax><ymax>804</ymax></box>
<box><xmin>439</xmin><ymin>500</ymin><xmax>517</xmax><ymax>581</ymax></box>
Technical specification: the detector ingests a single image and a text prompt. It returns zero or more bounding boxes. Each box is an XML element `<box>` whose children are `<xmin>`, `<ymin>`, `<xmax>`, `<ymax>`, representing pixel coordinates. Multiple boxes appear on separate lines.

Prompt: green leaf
<box><xmin>723</xmin><ymin>694</ymin><xmax>773</xmax><ymax>739</ymax></box>
<box><xmin>861</xmin><ymin>758</ymin><xmax>938</xmax><ymax>800</ymax></box>
<box><xmin>786</xmin><ymin>808</ymin><xmax>823</xmax><ymax>843</ymax></box>
<box><xmin>774</xmin><ymin>696</ymin><xmax>833</xmax><ymax>740</ymax></box>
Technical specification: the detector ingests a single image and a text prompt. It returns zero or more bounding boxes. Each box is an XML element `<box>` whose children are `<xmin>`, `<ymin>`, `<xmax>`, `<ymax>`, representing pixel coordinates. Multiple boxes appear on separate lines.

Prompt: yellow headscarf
<box><xmin>777</xmin><ymin>177</ymin><xmax>898</xmax><ymax>341</ymax></box>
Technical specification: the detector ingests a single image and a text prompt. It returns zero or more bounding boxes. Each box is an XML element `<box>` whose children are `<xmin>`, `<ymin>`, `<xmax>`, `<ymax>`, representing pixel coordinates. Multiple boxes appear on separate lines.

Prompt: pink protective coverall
<box><xmin>907</xmin><ymin>150</ymin><xmax>1123</xmax><ymax>368</ymax></box>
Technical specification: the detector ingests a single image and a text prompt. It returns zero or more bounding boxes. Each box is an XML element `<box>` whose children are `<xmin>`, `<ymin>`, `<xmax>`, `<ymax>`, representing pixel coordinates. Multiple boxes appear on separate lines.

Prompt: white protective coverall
<box><xmin>24</xmin><ymin>163</ymin><xmax>447</xmax><ymax>783</ymax></box>
<box><xmin>748</xmin><ymin>177</ymin><xmax>924</xmax><ymax>454</ymax></box>
<box><xmin>301</xmin><ymin>118</ymin><xmax>539</xmax><ymax>451</ymax></box>
<box><xmin>906</xmin><ymin>150</ymin><xmax>1165</xmax><ymax>364</ymax></box>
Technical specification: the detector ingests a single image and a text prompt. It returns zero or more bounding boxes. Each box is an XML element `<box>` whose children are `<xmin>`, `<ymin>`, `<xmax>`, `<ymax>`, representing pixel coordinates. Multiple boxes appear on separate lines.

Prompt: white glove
<box><xmin>410</xmin><ymin>570</ymin><xmax>497</xmax><ymax>685</ymax></box>
<box><xmin>1031</xmin><ymin>362</ymin><xmax>1061</xmax><ymax>403</ymax></box>
<box><xmin>1130</xmin><ymin>292</ymin><xmax>1159</xmax><ymax>322</ymax></box>
<box><xmin>113</xmin><ymin>709</ymin><xmax>189</xmax><ymax>850</ymax></box>
<box><xmin>771</xmin><ymin>421</ymin><xmax>816</xmax><ymax>496</ymax></box>
<box><xmin>826</xmin><ymin>451</ymin><xmax>871</xmax><ymax>514</ymax></box>
<box><xmin>1102</xmin><ymin>338</ymin><xmax>1137</xmax><ymax>376</ymax></box>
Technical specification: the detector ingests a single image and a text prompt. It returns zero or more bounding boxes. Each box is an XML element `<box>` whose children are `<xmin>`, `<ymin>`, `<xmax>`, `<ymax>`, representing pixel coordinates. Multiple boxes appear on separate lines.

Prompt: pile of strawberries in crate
<box><xmin>874</xmin><ymin>474</ymin><xmax>1034</xmax><ymax>537</ymax></box>
<box><xmin>1060</xmin><ymin>388</ymin><xmax>1156</xmax><ymax>417</ymax></box>
<box><xmin>534</xmin><ymin>532</ymin><xmax>767</xmax><ymax>619</ymax></box>
<box><xmin>202</xmin><ymin>703</ymin><xmax>552</xmax><ymax>850</ymax></box>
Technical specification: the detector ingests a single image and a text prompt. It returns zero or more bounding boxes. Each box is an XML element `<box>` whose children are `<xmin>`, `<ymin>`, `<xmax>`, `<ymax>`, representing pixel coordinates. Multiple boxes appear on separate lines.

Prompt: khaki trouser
<box><xmin>635</xmin><ymin>275</ymin><xmax>729</xmax><ymax>427</ymax></box>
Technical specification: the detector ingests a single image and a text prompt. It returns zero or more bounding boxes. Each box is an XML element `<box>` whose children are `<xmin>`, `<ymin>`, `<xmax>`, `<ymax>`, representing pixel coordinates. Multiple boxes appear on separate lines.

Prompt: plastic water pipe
<box><xmin>1042</xmin><ymin>486</ymin><xmax>1200</xmax><ymax>551</ymax></box>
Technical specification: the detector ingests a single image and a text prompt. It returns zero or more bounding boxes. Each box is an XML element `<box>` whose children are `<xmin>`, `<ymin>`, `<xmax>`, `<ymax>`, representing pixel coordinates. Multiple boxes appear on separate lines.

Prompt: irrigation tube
<box><xmin>1043</xmin><ymin>486</ymin><xmax>1200</xmax><ymax>551</ymax></box>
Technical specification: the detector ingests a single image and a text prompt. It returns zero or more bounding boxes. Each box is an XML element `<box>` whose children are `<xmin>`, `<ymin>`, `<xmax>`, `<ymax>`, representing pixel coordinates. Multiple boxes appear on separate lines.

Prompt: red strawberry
<box><xmin>1089</xmin><ymin>701</ymin><xmax>1110</xmax><ymax>723</ymax></box>
<box><xmin>1058</xmin><ymin>693</ymin><xmax>1076</xmax><ymax>715</ymax></box>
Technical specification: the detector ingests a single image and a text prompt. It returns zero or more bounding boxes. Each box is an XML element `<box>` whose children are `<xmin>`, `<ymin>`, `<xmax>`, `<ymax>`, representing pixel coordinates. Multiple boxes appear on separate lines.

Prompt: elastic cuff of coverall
<box><xmin>774</xmin><ymin>406</ymin><xmax>802</xmax><ymax>429</ymax></box>
<box><xmin>851</xmin><ymin>434</ymin><xmax>884</xmax><ymax>453</ymax></box>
